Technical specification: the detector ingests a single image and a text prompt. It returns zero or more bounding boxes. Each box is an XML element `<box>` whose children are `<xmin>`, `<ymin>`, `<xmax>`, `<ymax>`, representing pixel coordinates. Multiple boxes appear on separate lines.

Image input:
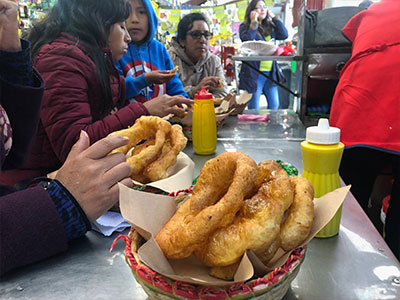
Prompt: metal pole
<box><xmin>242</xmin><ymin>61</ymin><xmax>300</xmax><ymax>97</ymax></box>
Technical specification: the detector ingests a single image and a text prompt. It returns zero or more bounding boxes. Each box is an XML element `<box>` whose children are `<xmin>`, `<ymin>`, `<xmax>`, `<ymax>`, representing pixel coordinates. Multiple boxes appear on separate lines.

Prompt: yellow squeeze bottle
<box><xmin>301</xmin><ymin>118</ymin><xmax>344</xmax><ymax>238</ymax></box>
<box><xmin>192</xmin><ymin>87</ymin><xmax>217</xmax><ymax>155</ymax></box>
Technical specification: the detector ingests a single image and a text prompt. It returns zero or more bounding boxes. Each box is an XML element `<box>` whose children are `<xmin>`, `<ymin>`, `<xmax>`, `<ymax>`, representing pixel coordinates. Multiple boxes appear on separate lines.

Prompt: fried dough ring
<box><xmin>194</xmin><ymin>163</ymin><xmax>294</xmax><ymax>267</ymax></box>
<box><xmin>169</xmin><ymin>66</ymin><xmax>179</xmax><ymax>73</ymax></box>
<box><xmin>217</xmin><ymin>77</ymin><xmax>224</xmax><ymax>89</ymax></box>
<box><xmin>209</xmin><ymin>261</ymin><xmax>240</xmax><ymax>281</ymax></box>
<box><xmin>143</xmin><ymin>124</ymin><xmax>187</xmax><ymax>182</ymax></box>
<box><xmin>280</xmin><ymin>176</ymin><xmax>314</xmax><ymax>251</ymax></box>
<box><xmin>108</xmin><ymin>116</ymin><xmax>171</xmax><ymax>177</ymax></box>
<box><xmin>155</xmin><ymin>152</ymin><xmax>258</xmax><ymax>259</ymax></box>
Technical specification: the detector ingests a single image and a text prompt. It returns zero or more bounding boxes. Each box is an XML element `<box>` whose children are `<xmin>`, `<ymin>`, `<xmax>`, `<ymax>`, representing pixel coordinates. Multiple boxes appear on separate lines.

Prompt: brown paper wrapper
<box><xmin>230</xmin><ymin>91</ymin><xmax>253</xmax><ymax>115</ymax></box>
<box><xmin>119</xmin><ymin>182</ymin><xmax>350</xmax><ymax>286</ymax></box>
<box><xmin>48</xmin><ymin>151</ymin><xmax>194</xmax><ymax>194</ymax></box>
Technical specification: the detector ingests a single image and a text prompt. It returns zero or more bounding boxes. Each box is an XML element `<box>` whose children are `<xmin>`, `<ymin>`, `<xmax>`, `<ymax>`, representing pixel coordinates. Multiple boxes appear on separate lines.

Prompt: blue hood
<box><xmin>140</xmin><ymin>0</ymin><xmax>158</xmax><ymax>45</ymax></box>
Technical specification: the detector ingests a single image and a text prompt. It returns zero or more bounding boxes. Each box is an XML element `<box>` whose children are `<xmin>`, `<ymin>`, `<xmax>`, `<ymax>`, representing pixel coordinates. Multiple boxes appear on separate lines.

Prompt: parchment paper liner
<box><xmin>131</xmin><ymin>151</ymin><xmax>195</xmax><ymax>193</ymax></box>
<box><xmin>48</xmin><ymin>152</ymin><xmax>195</xmax><ymax>194</ymax></box>
<box><xmin>119</xmin><ymin>183</ymin><xmax>350</xmax><ymax>286</ymax></box>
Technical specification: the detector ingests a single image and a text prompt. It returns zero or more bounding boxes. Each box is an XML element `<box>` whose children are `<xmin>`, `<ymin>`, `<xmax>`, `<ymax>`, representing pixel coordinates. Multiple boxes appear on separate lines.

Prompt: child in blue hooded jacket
<box><xmin>116</xmin><ymin>0</ymin><xmax>188</xmax><ymax>102</ymax></box>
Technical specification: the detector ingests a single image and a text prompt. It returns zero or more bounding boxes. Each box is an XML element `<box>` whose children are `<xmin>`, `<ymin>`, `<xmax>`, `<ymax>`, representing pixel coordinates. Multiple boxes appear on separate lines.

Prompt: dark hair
<box><xmin>243</xmin><ymin>0</ymin><xmax>272</xmax><ymax>37</ymax></box>
<box><xmin>177</xmin><ymin>12</ymin><xmax>210</xmax><ymax>42</ymax></box>
<box><xmin>27</xmin><ymin>0</ymin><xmax>131</xmax><ymax>118</ymax></box>
<box><xmin>359</xmin><ymin>0</ymin><xmax>373</xmax><ymax>9</ymax></box>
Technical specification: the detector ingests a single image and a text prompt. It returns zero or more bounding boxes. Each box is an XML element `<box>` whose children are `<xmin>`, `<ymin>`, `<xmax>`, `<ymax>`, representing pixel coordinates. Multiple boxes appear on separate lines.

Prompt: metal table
<box><xmin>1</xmin><ymin>111</ymin><xmax>399</xmax><ymax>300</ymax></box>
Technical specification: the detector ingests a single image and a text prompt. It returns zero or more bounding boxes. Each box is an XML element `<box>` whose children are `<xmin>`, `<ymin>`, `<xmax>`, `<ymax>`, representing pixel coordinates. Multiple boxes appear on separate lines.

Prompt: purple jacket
<box><xmin>0</xmin><ymin>68</ymin><xmax>68</xmax><ymax>276</ymax></box>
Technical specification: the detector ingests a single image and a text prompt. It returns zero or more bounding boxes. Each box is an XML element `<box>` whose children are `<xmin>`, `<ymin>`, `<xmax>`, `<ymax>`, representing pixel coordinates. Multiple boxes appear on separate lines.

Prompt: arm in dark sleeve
<box><xmin>0</xmin><ymin>39</ymin><xmax>34</xmax><ymax>86</ymax></box>
<box><xmin>0</xmin><ymin>186</ymin><xmax>68</xmax><ymax>276</ymax></box>
<box><xmin>0</xmin><ymin>39</ymin><xmax>44</xmax><ymax>170</ymax></box>
<box><xmin>272</xmin><ymin>18</ymin><xmax>289</xmax><ymax>40</ymax></box>
<box><xmin>239</xmin><ymin>23</ymin><xmax>261</xmax><ymax>42</ymax></box>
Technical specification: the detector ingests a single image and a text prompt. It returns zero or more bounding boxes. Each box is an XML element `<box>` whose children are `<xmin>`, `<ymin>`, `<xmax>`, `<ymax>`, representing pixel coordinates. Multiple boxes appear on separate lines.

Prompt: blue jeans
<box><xmin>248</xmin><ymin>71</ymin><xmax>279</xmax><ymax>110</ymax></box>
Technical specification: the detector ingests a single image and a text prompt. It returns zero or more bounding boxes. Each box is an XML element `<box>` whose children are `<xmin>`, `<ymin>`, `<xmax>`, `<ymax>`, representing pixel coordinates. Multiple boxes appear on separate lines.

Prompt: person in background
<box><xmin>115</xmin><ymin>0</ymin><xmax>189</xmax><ymax>102</ymax></box>
<box><xmin>169</xmin><ymin>12</ymin><xmax>228</xmax><ymax>99</ymax></box>
<box><xmin>0</xmin><ymin>0</ymin><xmax>192</xmax><ymax>186</ymax></box>
<box><xmin>0</xmin><ymin>0</ymin><xmax>133</xmax><ymax>276</ymax></box>
<box><xmin>238</xmin><ymin>0</ymin><xmax>288</xmax><ymax>110</ymax></box>
<box><xmin>359</xmin><ymin>0</ymin><xmax>374</xmax><ymax>9</ymax></box>
<box><xmin>329</xmin><ymin>0</ymin><xmax>400</xmax><ymax>260</ymax></box>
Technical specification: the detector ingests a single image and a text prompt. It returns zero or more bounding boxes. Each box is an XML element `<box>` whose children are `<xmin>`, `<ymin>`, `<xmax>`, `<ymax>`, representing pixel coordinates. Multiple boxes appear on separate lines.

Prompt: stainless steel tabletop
<box><xmin>232</xmin><ymin>55</ymin><xmax>303</xmax><ymax>62</ymax></box>
<box><xmin>1</xmin><ymin>110</ymin><xmax>399</xmax><ymax>300</ymax></box>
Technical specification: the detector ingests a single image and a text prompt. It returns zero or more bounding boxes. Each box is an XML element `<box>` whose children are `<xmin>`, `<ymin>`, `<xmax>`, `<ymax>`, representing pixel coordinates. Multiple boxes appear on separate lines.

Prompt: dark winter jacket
<box><xmin>0</xmin><ymin>41</ymin><xmax>68</xmax><ymax>276</ymax></box>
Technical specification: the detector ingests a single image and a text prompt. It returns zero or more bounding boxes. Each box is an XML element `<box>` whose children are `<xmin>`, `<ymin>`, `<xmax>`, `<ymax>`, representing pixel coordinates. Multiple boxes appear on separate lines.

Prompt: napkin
<box><xmin>237</xmin><ymin>114</ymin><xmax>270</xmax><ymax>122</ymax></box>
<box><xmin>92</xmin><ymin>211</ymin><xmax>130</xmax><ymax>236</ymax></box>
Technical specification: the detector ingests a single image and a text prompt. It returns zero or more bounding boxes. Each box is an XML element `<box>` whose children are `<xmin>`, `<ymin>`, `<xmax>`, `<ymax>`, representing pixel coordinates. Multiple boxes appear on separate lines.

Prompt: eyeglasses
<box><xmin>187</xmin><ymin>30</ymin><xmax>213</xmax><ymax>40</ymax></box>
<box><xmin>255</xmin><ymin>5</ymin><xmax>268</xmax><ymax>10</ymax></box>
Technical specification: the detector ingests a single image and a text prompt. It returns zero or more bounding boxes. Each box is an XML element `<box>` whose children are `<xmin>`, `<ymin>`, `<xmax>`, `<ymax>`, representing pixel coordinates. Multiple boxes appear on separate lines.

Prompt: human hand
<box><xmin>250</xmin><ymin>10</ymin><xmax>259</xmax><ymax>22</ymax></box>
<box><xmin>143</xmin><ymin>94</ymin><xmax>193</xmax><ymax>118</ymax></box>
<box><xmin>266</xmin><ymin>9</ymin><xmax>275</xmax><ymax>20</ymax></box>
<box><xmin>0</xmin><ymin>0</ymin><xmax>20</xmax><ymax>51</ymax></box>
<box><xmin>144</xmin><ymin>70</ymin><xmax>177</xmax><ymax>85</ymax></box>
<box><xmin>55</xmin><ymin>131</ymin><xmax>133</xmax><ymax>223</ymax></box>
<box><xmin>195</xmin><ymin>76</ymin><xmax>220</xmax><ymax>92</ymax></box>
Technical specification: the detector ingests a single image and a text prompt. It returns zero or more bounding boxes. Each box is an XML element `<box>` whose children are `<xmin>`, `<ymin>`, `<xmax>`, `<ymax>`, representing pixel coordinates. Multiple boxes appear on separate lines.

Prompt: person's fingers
<box><xmin>84</xmin><ymin>135</ymin><xmax>129</xmax><ymax>160</ymax></box>
<box><xmin>64</xmin><ymin>130</ymin><xmax>90</xmax><ymax>161</ymax></box>
<box><xmin>102</xmin><ymin>161</ymin><xmax>132</xmax><ymax>188</ymax></box>
<box><xmin>119</xmin><ymin>177</ymin><xmax>134</xmax><ymax>188</ymax></box>
<box><xmin>107</xmin><ymin>183</ymin><xmax>124</xmax><ymax>207</ymax></box>
<box><xmin>97</xmin><ymin>152</ymin><xmax>128</xmax><ymax>173</ymax></box>
<box><xmin>169</xmin><ymin>96</ymin><xmax>194</xmax><ymax>108</ymax></box>
<box><xmin>169</xmin><ymin>105</ymin><xmax>187</xmax><ymax>117</ymax></box>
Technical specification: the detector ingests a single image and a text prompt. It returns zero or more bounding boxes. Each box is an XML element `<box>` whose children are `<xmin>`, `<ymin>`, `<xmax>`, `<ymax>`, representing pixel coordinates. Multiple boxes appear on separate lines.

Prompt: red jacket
<box><xmin>329</xmin><ymin>0</ymin><xmax>400</xmax><ymax>153</ymax></box>
<box><xmin>1</xmin><ymin>33</ymin><xmax>149</xmax><ymax>185</ymax></box>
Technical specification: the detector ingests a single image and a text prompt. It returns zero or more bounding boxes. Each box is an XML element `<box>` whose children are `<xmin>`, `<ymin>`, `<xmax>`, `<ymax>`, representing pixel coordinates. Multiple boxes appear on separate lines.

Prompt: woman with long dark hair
<box><xmin>238</xmin><ymin>0</ymin><xmax>288</xmax><ymax>109</ymax></box>
<box><xmin>1</xmin><ymin>0</ymin><xmax>192</xmax><ymax>185</ymax></box>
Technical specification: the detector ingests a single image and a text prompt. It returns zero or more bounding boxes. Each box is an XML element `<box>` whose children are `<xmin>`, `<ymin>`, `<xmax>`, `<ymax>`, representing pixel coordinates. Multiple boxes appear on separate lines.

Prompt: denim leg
<box><xmin>248</xmin><ymin>73</ymin><xmax>267</xmax><ymax>109</ymax></box>
<box><xmin>263</xmin><ymin>71</ymin><xmax>280</xmax><ymax>110</ymax></box>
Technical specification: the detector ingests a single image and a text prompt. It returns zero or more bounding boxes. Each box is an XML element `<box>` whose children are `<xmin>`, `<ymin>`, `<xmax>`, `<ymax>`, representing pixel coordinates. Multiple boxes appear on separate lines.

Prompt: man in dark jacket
<box><xmin>0</xmin><ymin>0</ymin><xmax>134</xmax><ymax>276</ymax></box>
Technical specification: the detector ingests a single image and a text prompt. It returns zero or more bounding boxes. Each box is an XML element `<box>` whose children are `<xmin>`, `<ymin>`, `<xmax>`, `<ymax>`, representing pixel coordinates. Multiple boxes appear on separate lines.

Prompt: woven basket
<box><xmin>112</xmin><ymin>230</ymin><xmax>306</xmax><ymax>300</ymax></box>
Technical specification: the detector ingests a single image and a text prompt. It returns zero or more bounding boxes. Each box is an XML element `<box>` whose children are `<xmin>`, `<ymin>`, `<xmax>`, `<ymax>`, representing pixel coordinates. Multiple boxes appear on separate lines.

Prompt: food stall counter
<box><xmin>1</xmin><ymin>111</ymin><xmax>399</xmax><ymax>300</ymax></box>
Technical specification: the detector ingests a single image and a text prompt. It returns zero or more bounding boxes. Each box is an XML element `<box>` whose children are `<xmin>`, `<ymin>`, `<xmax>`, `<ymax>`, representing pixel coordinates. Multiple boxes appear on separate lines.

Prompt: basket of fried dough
<box><xmin>113</xmin><ymin>152</ymin><xmax>317</xmax><ymax>300</ymax></box>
